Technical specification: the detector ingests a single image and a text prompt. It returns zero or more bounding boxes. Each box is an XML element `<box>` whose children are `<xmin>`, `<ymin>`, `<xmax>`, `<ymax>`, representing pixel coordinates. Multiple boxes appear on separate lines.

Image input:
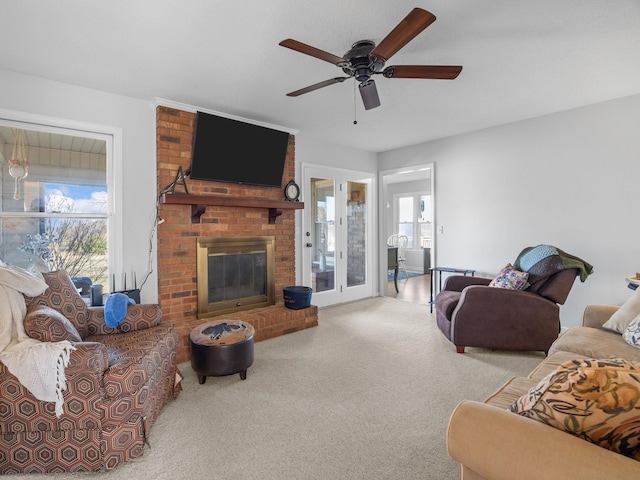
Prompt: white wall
<box><xmin>295</xmin><ymin>134</ymin><xmax>378</xmax><ymax>173</ymax></box>
<box><xmin>0</xmin><ymin>69</ymin><xmax>159</xmax><ymax>302</ymax></box>
<box><xmin>379</xmin><ymin>93</ymin><xmax>640</xmax><ymax>327</ymax></box>
<box><xmin>5</xmin><ymin>66</ymin><xmax>637</xmax><ymax>324</ymax></box>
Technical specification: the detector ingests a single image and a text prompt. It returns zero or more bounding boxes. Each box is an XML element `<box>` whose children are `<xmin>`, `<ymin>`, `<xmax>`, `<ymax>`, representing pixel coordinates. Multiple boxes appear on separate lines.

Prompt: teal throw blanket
<box><xmin>513</xmin><ymin>245</ymin><xmax>593</xmax><ymax>283</ymax></box>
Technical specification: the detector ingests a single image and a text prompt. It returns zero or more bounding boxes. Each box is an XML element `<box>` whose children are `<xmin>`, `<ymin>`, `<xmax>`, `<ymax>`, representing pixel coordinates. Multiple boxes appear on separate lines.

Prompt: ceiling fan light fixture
<box><xmin>354</xmin><ymin>67</ymin><xmax>371</xmax><ymax>82</ymax></box>
<box><xmin>359</xmin><ymin>79</ymin><xmax>381</xmax><ymax>110</ymax></box>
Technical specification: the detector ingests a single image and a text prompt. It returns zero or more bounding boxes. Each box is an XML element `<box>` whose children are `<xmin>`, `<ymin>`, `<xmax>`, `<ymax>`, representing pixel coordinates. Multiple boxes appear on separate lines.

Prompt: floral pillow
<box><xmin>509</xmin><ymin>358</ymin><xmax>640</xmax><ymax>460</ymax></box>
<box><xmin>488</xmin><ymin>263</ymin><xmax>529</xmax><ymax>290</ymax></box>
<box><xmin>623</xmin><ymin>314</ymin><xmax>640</xmax><ymax>348</ymax></box>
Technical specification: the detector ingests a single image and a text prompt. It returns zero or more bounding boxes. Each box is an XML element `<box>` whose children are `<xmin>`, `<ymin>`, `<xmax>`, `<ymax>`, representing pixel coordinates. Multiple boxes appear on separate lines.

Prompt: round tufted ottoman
<box><xmin>190</xmin><ymin>319</ymin><xmax>255</xmax><ymax>385</ymax></box>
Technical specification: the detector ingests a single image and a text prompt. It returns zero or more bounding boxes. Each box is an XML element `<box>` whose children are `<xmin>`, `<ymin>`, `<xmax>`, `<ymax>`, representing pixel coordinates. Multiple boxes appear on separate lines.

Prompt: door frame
<box><xmin>300</xmin><ymin>162</ymin><xmax>377</xmax><ymax>307</ymax></box>
<box><xmin>379</xmin><ymin>163</ymin><xmax>435</xmax><ymax>296</ymax></box>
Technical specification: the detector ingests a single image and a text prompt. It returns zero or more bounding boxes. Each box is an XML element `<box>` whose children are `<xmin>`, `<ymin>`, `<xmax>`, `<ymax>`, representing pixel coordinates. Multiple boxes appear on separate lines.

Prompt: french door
<box><xmin>301</xmin><ymin>165</ymin><xmax>375</xmax><ymax>307</ymax></box>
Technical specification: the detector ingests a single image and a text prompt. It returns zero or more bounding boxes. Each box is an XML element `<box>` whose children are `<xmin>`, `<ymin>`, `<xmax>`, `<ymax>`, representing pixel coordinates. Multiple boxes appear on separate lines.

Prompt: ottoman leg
<box><xmin>198</xmin><ymin>374</ymin><xmax>207</xmax><ymax>385</ymax></box>
<box><xmin>239</xmin><ymin>369</ymin><xmax>247</xmax><ymax>380</ymax></box>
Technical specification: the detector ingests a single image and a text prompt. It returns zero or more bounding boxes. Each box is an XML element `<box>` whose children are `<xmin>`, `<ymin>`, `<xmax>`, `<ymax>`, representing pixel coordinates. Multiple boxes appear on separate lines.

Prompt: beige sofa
<box><xmin>447</xmin><ymin>303</ymin><xmax>640</xmax><ymax>480</ymax></box>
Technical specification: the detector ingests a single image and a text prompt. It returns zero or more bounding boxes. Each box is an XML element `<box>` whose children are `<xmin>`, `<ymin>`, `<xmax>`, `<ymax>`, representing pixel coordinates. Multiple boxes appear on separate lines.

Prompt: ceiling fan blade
<box><xmin>279</xmin><ymin>39</ymin><xmax>345</xmax><ymax>66</ymax></box>
<box><xmin>369</xmin><ymin>8</ymin><xmax>436</xmax><ymax>62</ymax></box>
<box><xmin>382</xmin><ymin>65</ymin><xmax>462</xmax><ymax>79</ymax></box>
<box><xmin>286</xmin><ymin>77</ymin><xmax>349</xmax><ymax>97</ymax></box>
<box><xmin>359</xmin><ymin>79</ymin><xmax>381</xmax><ymax>110</ymax></box>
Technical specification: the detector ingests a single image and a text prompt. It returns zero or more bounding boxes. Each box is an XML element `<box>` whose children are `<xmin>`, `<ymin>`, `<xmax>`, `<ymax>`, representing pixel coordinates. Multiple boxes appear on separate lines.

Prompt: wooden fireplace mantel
<box><xmin>160</xmin><ymin>193</ymin><xmax>304</xmax><ymax>224</ymax></box>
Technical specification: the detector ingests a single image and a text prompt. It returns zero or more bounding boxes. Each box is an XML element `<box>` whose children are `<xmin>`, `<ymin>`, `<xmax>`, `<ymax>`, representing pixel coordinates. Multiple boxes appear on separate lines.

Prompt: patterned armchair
<box><xmin>0</xmin><ymin>270</ymin><xmax>181</xmax><ymax>473</ymax></box>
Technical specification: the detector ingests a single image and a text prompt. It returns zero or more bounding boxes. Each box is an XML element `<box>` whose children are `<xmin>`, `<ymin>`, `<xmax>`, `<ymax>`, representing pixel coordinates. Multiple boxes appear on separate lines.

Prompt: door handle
<box><xmin>306</xmin><ymin>243</ymin><xmax>313</xmax><ymax>248</ymax></box>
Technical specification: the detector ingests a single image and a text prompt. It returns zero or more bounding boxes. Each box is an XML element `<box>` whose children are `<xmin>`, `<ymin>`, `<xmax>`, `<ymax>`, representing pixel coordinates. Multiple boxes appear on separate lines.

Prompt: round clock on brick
<box><xmin>284</xmin><ymin>180</ymin><xmax>300</xmax><ymax>202</ymax></box>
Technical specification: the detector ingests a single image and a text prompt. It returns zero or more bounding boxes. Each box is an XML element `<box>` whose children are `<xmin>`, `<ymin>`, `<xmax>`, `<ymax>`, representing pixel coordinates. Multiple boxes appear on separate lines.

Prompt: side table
<box><xmin>429</xmin><ymin>267</ymin><xmax>476</xmax><ymax>313</ymax></box>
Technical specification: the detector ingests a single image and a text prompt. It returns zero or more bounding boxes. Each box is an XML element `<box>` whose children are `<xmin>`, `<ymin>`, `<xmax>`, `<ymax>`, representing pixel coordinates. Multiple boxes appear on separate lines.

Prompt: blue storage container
<box><xmin>283</xmin><ymin>286</ymin><xmax>312</xmax><ymax>309</ymax></box>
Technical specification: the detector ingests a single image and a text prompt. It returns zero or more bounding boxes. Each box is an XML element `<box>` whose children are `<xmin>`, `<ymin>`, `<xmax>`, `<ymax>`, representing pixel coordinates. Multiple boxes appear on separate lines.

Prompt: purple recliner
<box><xmin>435</xmin><ymin>268</ymin><xmax>579</xmax><ymax>354</ymax></box>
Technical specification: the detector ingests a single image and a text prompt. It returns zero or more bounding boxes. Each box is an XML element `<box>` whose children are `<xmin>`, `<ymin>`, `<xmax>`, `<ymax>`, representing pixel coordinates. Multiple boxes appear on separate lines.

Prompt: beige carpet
<box><xmin>18</xmin><ymin>297</ymin><xmax>545</xmax><ymax>480</ymax></box>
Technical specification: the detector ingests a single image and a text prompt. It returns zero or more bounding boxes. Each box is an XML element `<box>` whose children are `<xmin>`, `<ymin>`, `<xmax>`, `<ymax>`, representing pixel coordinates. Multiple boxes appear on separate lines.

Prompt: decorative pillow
<box><xmin>488</xmin><ymin>263</ymin><xmax>529</xmax><ymax>290</ymax></box>
<box><xmin>23</xmin><ymin>305</ymin><xmax>82</xmax><ymax>343</ymax></box>
<box><xmin>26</xmin><ymin>270</ymin><xmax>90</xmax><ymax>338</ymax></box>
<box><xmin>509</xmin><ymin>358</ymin><xmax>640</xmax><ymax>460</ymax></box>
<box><xmin>623</xmin><ymin>314</ymin><xmax>640</xmax><ymax>348</ymax></box>
<box><xmin>603</xmin><ymin>289</ymin><xmax>640</xmax><ymax>333</ymax></box>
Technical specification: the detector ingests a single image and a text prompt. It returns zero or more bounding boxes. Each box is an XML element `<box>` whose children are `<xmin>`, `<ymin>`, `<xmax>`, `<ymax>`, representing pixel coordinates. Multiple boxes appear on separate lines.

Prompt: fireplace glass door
<box><xmin>196</xmin><ymin>236</ymin><xmax>275</xmax><ymax>318</ymax></box>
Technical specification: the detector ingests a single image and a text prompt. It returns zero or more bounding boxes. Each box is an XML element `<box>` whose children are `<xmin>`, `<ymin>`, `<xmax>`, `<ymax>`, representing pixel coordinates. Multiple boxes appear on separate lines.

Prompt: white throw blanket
<box><xmin>0</xmin><ymin>261</ymin><xmax>75</xmax><ymax>417</ymax></box>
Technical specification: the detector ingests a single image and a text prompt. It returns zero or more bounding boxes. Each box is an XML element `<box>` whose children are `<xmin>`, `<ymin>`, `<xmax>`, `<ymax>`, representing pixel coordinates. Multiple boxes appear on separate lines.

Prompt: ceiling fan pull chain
<box><xmin>353</xmin><ymin>79</ymin><xmax>358</xmax><ymax>125</ymax></box>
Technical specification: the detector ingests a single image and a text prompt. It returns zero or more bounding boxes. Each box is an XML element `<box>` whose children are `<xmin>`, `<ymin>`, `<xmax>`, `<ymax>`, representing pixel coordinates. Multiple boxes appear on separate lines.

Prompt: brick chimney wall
<box><xmin>156</xmin><ymin>106</ymin><xmax>318</xmax><ymax>363</ymax></box>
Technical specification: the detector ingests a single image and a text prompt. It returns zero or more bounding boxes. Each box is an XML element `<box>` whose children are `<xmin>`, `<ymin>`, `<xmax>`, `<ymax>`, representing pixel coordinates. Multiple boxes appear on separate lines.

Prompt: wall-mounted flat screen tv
<box><xmin>189</xmin><ymin>111</ymin><xmax>290</xmax><ymax>188</ymax></box>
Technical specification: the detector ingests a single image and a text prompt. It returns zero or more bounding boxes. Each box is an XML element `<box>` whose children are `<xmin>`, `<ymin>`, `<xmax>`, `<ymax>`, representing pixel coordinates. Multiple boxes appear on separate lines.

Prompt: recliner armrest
<box><xmin>457</xmin><ymin>284</ymin><xmax>555</xmax><ymax>308</ymax></box>
<box><xmin>451</xmin><ymin>286</ymin><xmax>560</xmax><ymax>351</ymax></box>
<box><xmin>443</xmin><ymin>275</ymin><xmax>491</xmax><ymax>292</ymax></box>
<box><xmin>454</xmin><ymin>286</ymin><xmax>559</xmax><ymax>326</ymax></box>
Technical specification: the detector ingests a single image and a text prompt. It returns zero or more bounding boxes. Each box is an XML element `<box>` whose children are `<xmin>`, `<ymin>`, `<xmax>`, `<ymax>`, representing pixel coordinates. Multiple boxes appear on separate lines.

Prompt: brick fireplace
<box><xmin>156</xmin><ymin>106</ymin><xmax>318</xmax><ymax>363</ymax></box>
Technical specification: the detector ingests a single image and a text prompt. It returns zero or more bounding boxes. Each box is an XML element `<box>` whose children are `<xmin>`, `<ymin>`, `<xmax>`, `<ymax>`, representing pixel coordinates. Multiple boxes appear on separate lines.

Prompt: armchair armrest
<box><xmin>455</xmin><ymin>285</ymin><xmax>559</xmax><ymax>322</ymax></box>
<box><xmin>447</xmin><ymin>400</ymin><xmax>640</xmax><ymax>480</ymax></box>
<box><xmin>65</xmin><ymin>341</ymin><xmax>109</xmax><ymax>376</ymax></box>
<box><xmin>443</xmin><ymin>276</ymin><xmax>491</xmax><ymax>292</ymax></box>
<box><xmin>61</xmin><ymin>342</ymin><xmax>109</xmax><ymax>417</ymax></box>
<box><xmin>0</xmin><ymin>342</ymin><xmax>109</xmax><ymax>422</ymax></box>
<box><xmin>451</xmin><ymin>285</ymin><xmax>560</xmax><ymax>350</ymax></box>
<box><xmin>582</xmin><ymin>304</ymin><xmax>620</xmax><ymax>329</ymax></box>
<box><xmin>85</xmin><ymin>304</ymin><xmax>163</xmax><ymax>336</ymax></box>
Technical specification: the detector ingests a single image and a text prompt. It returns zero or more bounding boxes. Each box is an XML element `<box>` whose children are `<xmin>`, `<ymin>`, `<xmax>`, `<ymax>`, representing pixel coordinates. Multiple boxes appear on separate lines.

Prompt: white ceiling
<box><xmin>2</xmin><ymin>1</ymin><xmax>640</xmax><ymax>153</ymax></box>
<box><xmin>0</xmin><ymin>127</ymin><xmax>106</xmax><ymax>155</ymax></box>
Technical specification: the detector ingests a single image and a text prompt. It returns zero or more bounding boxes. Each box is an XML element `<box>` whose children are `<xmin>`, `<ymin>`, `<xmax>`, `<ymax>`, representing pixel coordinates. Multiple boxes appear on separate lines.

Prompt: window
<box><xmin>0</xmin><ymin>121</ymin><xmax>112</xmax><ymax>293</ymax></box>
<box><xmin>395</xmin><ymin>193</ymin><xmax>432</xmax><ymax>249</ymax></box>
<box><xmin>397</xmin><ymin>196</ymin><xmax>414</xmax><ymax>247</ymax></box>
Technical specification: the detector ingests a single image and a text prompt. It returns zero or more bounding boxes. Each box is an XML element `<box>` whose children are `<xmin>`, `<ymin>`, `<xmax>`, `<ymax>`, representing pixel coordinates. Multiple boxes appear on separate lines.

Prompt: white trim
<box><xmin>300</xmin><ymin>162</ymin><xmax>377</xmax><ymax>307</ymax></box>
<box><xmin>0</xmin><ymin>108</ymin><xmax>121</xmax><ymax>140</ymax></box>
<box><xmin>0</xmin><ymin>108</ymin><xmax>124</xmax><ymax>279</ymax></box>
<box><xmin>0</xmin><ymin>212</ymin><xmax>108</xmax><ymax>219</ymax></box>
<box><xmin>153</xmin><ymin>98</ymin><xmax>300</xmax><ymax>135</ymax></box>
<box><xmin>379</xmin><ymin>163</ymin><xmax>435</xmax><ymax>295</ymax></box>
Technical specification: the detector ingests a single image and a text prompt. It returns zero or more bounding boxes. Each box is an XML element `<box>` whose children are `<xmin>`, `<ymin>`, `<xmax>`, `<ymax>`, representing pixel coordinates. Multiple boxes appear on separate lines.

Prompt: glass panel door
<box><xmin>310</xmin><ymin>177</ymin><xmax>335</xmax><ymax>294</ymax></box>
<box><xmin>346</xmin><ymin>181</ymin><xmax>367</xmax><ymax>288</ymax></box>
<box><xmin>302</xmin><ymin>165</ymin><xmax>374</xmax><ymax>307</ymax></box>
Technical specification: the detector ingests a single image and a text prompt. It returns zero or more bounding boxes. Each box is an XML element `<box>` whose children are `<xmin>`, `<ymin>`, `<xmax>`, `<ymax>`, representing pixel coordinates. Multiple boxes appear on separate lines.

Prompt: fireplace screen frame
<box><xmin>196</xmin><ymin>236</ymin><xmax>275</xmax><ymax>318</ymax></box>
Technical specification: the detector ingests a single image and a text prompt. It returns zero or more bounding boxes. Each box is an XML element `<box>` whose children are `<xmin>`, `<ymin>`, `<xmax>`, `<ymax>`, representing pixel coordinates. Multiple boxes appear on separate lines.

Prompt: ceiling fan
<box><xmin>279</xmin><ymin>8</ymin><xmax>462</xmax><ymax>110</ymax></box>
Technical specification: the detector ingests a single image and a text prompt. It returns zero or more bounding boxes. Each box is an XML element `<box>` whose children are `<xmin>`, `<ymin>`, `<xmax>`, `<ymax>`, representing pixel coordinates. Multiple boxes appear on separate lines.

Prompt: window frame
<box><xmin>0</xmin><ymin>108</ymin><xmax>123</xmax><ymax>282</ymax></box>
<box><xmin>393</xmin><ymin>191</ymin><xmax>432</xmax><ymax>251</ymax></box>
